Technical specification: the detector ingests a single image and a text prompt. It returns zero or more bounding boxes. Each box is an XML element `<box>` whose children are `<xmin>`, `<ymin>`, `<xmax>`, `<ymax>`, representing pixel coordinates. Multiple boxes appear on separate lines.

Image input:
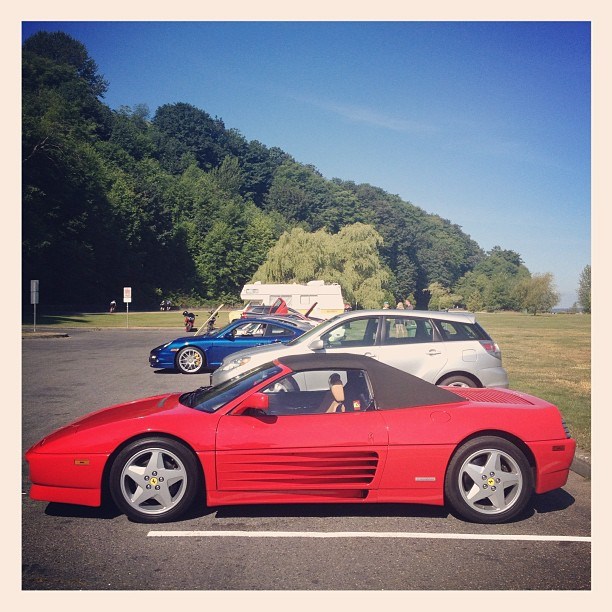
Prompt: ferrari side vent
<box><xmin>217</xmin><ymin>450</ymin><xmax>379</xmax><ymax>490</ymax></box>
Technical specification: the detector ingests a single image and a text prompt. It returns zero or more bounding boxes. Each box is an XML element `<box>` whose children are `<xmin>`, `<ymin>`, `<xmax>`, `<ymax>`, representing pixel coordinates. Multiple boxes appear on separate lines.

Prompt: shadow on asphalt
<box><xmin>40</xmin><ymin>489</ymin><xmax>576</xmax><ymax>524</ymax></box>
<box><xmin>531</xmin><ymin>487</ymin><xmax>575</xmax><ymax>514</ymax></box>
<box><xmin>44</xmin><ymin>502</ymin><xmax>121</xmax><ymax>521</ymax></box>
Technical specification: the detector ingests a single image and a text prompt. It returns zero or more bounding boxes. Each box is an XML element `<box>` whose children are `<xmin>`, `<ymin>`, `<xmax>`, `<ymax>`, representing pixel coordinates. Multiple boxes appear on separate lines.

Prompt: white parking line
<box><xmin>147</xmin><ymin>530</ymin><xmax>591</xmax><ymax>542</ymax></box>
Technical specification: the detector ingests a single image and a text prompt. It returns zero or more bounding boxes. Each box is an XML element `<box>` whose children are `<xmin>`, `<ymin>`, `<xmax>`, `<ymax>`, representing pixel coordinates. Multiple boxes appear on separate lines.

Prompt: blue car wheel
<box><xmin>176</xmin><ymin>346</ymin><xmax>206</xmax><ymax>374</ymax></box>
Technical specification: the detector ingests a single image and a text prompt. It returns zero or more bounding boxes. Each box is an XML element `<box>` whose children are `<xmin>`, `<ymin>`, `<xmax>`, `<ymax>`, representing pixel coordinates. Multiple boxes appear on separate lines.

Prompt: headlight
<box><xmin>221</xmin><ymin>356</ymin><xmax>251</xmax><ymax>371</ymax></box>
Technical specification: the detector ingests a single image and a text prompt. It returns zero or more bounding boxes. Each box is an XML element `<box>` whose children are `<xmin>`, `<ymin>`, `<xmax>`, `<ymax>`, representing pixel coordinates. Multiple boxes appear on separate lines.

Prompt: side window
<box><xmin>233</xmin><ymin>322</ymin><xmax>266</xmax><ymax>336</ymax></box>
<box><xmin>320</xmin><ymin>317</ymin><xmax>378</xmax><ymax>348</ymax></box>
<box><xmin>260</xmin><ymin>369</ymin><xmax>373</xmax><ymax>415</ymax></box>
<box><xmin>436</xmin><ymin>320</ymin><xmax>486</xmax><ymax>341</ymax></box>
<box><xmin>266</xmin><ymin>324</ymin><xmax>294</xmax><ymax>337</ymax></box>
<box><xmin>382</xmin><ymin>317</ymin><xmax>433</xmax><ymax>344</ymax></box>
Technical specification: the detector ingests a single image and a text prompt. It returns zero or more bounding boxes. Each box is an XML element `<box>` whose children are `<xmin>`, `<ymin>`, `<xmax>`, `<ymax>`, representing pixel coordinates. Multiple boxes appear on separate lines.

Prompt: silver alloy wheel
<box><xmin>118</xmin><ymin>447</ymin><xmax>188</xmax><ymax>516</ymax></box>
<box><xmin>457</xmin><ymin>447</ymin><xmax>523</xmax><ymax>515</ymax></box>
<box><xmin>177</xmin><ymin>347</ymin><xmax>203</xmax><ymax>373</ymax></box>
<box><xmin>447</xmin><ymin>380</ymin><xmax>471</xmax><ymax>388</ymax></box>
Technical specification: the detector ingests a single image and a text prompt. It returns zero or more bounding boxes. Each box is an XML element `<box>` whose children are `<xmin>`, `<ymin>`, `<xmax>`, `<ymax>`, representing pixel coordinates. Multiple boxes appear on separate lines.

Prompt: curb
<box><xmin>571</xmin><ymin>452</ymin><xmax>591</xmax><ymax>479</ymax></box>
<box><xmin>22</xmin><ymin>331</ymin><xmax>70</xmax><ymax>339</ymax></box>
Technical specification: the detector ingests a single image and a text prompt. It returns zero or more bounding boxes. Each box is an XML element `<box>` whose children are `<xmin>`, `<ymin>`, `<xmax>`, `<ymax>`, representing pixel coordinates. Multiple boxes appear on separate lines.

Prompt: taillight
<box><xmin>480</xmin><ymin>340</ymin><xmax>501</xmax><ymax>360</ymax></box>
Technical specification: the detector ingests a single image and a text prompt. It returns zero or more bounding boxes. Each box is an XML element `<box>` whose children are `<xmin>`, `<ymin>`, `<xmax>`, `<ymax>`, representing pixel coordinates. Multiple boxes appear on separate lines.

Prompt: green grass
<box><xmin>22</xmin><ymin>309</ymin><xmax>231</xmax><ymax>330</ymax></box>
<box><xmin>477</xmin><ymin>313</ymin><xmax>591</xmax><ymax>452</ymax></box>
<box><xmin>23</xmin><ymin>309</ymin><xmax>591</xmax><ymax>451</ymax></box>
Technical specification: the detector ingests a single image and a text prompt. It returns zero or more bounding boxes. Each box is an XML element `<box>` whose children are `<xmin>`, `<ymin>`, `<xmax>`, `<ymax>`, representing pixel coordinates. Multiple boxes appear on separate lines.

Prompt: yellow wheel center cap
<box><xmin>487</xmin><ymin>477</ymin><xmax>495</xmax><ymax>486</ymax></box>
<box><xmin>150</xmin><ymin>477</ymin><xmax>158</xmax><ymax>485</ymax></box>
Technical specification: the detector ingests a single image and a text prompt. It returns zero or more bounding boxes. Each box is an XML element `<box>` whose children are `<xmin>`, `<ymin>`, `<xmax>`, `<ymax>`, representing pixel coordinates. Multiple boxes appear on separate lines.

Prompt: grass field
<box><xmin>23</xmin><ymin>309</ymin><xmax>591</xmax><ymax>451</ymax></box>
<box><xmin>477</xmin><ymin>313</ymin><xmax>591</xmax><ymax>452</ymax></box>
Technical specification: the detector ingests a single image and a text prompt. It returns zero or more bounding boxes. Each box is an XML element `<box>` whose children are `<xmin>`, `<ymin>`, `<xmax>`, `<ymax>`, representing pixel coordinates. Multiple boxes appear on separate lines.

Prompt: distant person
<box><xmin>396</xmin><ymin>300</ymin><xmax>404</xmax><ymax>309</ymax></box>
<box><xmin>405</xmin><ymin>299</ymin><xmax>414</xmax><ymax>310</ymax></box>
<box><xmin>383</xmin><ymin>301</ymin><xmax>390</xmax><ymax>309</ymax></box>
<box><xmin>344</xmin><ymin>302</ymin><xmax>352</xmax><ymax>312</ymax></box>
<box><xmin>109</xmin><ymin>300</ymin><xmax>116</xmax><ymax>313</ymax></box>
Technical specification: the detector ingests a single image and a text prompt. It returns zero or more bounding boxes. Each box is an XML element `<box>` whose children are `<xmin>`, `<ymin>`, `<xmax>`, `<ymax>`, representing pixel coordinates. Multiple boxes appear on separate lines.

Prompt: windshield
<box><xmin>285</xmin><ymin>313</ymin><xmax>344</xmax><ymax>346</ymax></box>
<box><xmin>179</xmin><ymin>363</ymin><xmax>282</xmax><ymax>412</ymax></box>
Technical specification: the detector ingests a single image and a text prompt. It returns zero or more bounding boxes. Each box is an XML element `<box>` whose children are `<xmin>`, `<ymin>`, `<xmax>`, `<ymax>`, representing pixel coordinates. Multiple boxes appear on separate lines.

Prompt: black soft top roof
<box><xmin>277</xmin><ymin>353</ymin><xmax>462</xmax><ymax>409</ymax></box>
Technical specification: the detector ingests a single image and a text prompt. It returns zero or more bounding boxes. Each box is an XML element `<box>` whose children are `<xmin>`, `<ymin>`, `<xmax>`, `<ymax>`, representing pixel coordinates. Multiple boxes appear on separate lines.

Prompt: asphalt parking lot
<box><xmin>21</xmin><ymin>329</ymin><xmax>592</xmax><ymax>590</ymax></box>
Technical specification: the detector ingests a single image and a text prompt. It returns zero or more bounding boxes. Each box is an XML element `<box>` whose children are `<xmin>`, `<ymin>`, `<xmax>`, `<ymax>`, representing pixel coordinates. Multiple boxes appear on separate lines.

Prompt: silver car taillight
<box><xmin>480</xmin><ymin>340</ymin><xmax>502</xmax><ymax>360</ymax></box>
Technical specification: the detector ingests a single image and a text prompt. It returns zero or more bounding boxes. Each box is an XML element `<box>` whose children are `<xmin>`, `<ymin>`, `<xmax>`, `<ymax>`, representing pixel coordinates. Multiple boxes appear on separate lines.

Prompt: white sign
<box><xmin>123</xmin><ymin>287</ymin><xmax>132</xmax><ymax>303</ymax></box>
<box><xmin>30</xmin><ymin>280</ymin><xmax>39</xmax><ymax>305</ymax></box>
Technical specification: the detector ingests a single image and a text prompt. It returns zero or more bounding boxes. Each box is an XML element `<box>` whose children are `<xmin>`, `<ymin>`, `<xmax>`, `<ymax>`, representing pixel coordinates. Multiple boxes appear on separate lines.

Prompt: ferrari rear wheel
<box><xmin>110</xmin><ymin>437</ymin><xmax>200</xmax><ymax>523</ymax></box>
<box><xmin>176</xmin><ymin>346</ymin><xmax>205</xmax><ymax>374</ymax></box>
<box><xmin>444</xmin><ymin>436</ymin><xmax>533</xmax><ymax>523</ymax></box>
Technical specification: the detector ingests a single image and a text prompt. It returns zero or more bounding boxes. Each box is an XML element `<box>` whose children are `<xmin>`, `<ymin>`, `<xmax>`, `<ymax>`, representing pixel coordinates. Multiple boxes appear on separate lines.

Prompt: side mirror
<box><xmin>224</xmin><ymin>331</ymin><xmax>236</xmax><ymax>340</ymax></box>
<box><xmin>308</xmin><ymin>339</ymin><xmax>324</xmax><ymax>351</ymax></box>
<box><xmin>233</xmin><ymin>392</ymin><xmax>270</xmax><ymax>415</ymax></box>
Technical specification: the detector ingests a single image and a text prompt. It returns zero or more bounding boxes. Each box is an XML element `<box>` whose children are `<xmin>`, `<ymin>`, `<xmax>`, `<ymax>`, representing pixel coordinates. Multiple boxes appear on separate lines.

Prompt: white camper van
<box><xmin>233</xmin><ymin>280</ymin><xmax>345</xmax><ymax>321</ymax></box>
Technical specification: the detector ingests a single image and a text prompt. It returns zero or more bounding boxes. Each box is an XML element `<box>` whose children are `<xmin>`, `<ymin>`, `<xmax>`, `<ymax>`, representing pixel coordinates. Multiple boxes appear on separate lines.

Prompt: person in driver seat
<box><xmin>324</xmin><ymin>373</ymin><xmax>346</xmax><ymax>413</ymax></box>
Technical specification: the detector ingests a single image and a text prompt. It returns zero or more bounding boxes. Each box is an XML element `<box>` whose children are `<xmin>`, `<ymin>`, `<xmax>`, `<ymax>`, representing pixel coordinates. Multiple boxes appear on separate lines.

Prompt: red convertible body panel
<box><xmin>26</xmin><ymin>353</ymin><xmax>576</xmax><ymax>522</ymax></box>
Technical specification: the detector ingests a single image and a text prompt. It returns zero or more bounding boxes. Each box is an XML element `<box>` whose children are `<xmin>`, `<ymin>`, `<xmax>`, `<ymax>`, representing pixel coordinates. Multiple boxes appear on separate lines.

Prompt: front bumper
<box><xmin>26</xmin><ymin>449</ymin><xmax>108</xmax><ymax>507</ymax></box>
<box><xmin>149</xmin><ymin>350</ymin><xmax>175</xmax><ymax>369</ymax></box>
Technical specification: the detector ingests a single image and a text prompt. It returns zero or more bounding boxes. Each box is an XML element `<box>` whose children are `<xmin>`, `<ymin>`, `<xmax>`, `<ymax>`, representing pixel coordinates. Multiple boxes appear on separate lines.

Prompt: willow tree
<box><xmin>252</xmin><ymin>223</ymin><xmax>389</xmax><ymax>308</ymax></box>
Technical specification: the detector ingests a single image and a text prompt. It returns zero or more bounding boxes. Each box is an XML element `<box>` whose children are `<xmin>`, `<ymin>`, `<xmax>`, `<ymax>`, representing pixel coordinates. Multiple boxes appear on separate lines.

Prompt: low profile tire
<box><xmin>438</xmin><ymin>375</ymin><xmax>477</xmax><ymax>388</ymax></box>
<box><xmin>109</xmin><ymin>437</ymin><xmax>200</xmax><ymax>523</ymax></box>
<box><xmin>176</xmin><ymin>346</ymin><xmax>205</xmax><ymax>374</ymax></box>
<box><xmin>444</xmin><ymin>436</ymin><xmax>534</xmax><ymax>524</ymax></box>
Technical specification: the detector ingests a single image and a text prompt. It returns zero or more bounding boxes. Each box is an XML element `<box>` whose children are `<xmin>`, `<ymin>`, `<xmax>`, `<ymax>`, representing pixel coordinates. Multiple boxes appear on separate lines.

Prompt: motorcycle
<box><xmin>205</xmin><ymin>310</ymin><xmax>218</xmax><ymax>334</ymax></box>
<box><xmin>183</xmin><ymin>310</ymin><xmax>197</xmax><ymax>332</ymax></box>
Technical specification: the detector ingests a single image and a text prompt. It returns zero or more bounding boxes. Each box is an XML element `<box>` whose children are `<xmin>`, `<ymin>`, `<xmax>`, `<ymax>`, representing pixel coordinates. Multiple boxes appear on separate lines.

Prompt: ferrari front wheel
<box><xmin>110</xmin><ymin>437</ymin><xmax>200</xmax><ymax>523</ymax></box>
<box><xmin>444</xmin><ymin>436</ymin><xmax>533</xmax><ymax>523</ymax></box>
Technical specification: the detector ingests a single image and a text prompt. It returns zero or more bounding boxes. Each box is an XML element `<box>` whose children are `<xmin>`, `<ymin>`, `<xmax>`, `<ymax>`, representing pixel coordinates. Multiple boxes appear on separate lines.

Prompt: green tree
<box><xmin>513</xmin><ymin>273</ymin><xmax>560</xmax><ymax>315</ymax></box>
<box><xmin>253</xmin><ymin>223</ymin><xmax>390</xmax><ymax>308</ymax></box>
<box><xmin>153</xmin><ymin>102</ymin><xmax>227</xmax><ymax>173</ymax></box>
<box><xmin>426</xmin><ymin>282</ymin><xmax>462</xmax><ymax>311</ymax></box>
<box><xmin>453</xmin><ymin>246</ymin><xmax>530</xmax><ymax>311</ymax></box>
<box><xmin>23</xmin><ymin>32</ymin><xmax>119</xmax><ymax>304</ymax></box>
<box><xmin>578</xmin><ymin>265</ymin><xmax>591</xmax><ymax>313</ymax></box>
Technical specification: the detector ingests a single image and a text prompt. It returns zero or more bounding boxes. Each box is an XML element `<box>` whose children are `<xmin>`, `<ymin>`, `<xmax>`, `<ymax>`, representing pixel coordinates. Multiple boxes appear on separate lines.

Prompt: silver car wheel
<box><xmin>457</xmin><ymin>447</ymin><xmax>523</xmax><ymax>515</ymax></box>
<box><xmin>177</xmin><ymin>347</ymin><xmax>204</xmax><ymax>373</ymax></box>
<box><xmin>118</xmin><ymin>447</ymin><xmax>188</xmax><ymax>517</ymax></box>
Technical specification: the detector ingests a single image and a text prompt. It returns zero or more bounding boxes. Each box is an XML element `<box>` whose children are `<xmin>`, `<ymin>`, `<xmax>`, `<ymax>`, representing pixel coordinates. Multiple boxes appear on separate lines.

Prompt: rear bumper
<box><xmin>477</xmin><ymin>366</ymin><xmax>510</xmax><ymax>389</ymax></box>
<box><xmin>529</xmin><ymin>438</ymin><xmax>577</xmax><ymax>494</ymax></box>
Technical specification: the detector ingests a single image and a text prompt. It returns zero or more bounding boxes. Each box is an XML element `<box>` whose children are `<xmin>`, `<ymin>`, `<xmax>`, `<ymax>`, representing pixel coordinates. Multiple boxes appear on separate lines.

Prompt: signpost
<box><xmin>30</xmin><ymin>280</ymin><xmax>39</xmax><ymax>332</ymax></box>
<box><xmin>123</xmin><ymin>287</ymin><xmax>132</xmax><ymax>328</ymax></box>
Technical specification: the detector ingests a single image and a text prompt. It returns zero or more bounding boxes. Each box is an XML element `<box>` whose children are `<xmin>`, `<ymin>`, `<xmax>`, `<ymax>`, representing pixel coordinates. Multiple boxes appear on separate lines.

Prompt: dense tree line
<box><xmin>23</xmin><ymin>31</ymin><xmax>566</xmax><ymax>313</ymax></box>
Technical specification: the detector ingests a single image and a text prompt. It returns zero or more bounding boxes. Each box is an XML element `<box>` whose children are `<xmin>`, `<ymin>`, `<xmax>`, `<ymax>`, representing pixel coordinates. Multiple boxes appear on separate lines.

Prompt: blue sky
<box><xmin>22</xmin><ymin>21</ymin><xmax>591</xmax><ymax>307</ymax></box>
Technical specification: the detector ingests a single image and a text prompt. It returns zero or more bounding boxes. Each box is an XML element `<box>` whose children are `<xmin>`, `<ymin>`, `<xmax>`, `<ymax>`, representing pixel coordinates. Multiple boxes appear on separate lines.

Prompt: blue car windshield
<box><xmin>180</xmin><ymin>363</ymin><xmax>282</xmax><ymax>413</ymax></box>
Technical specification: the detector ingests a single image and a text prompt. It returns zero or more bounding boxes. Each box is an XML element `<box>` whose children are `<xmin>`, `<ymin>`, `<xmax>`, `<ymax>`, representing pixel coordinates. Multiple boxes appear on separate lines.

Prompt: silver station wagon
<box><xmin>212</xmin><ymin>309</ymin><xmax>509</xmax><ymax>389</ymax></box>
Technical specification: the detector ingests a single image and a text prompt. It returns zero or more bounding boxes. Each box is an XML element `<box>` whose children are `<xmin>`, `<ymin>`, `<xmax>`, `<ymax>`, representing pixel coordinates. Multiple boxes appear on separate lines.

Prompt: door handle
<box><xmin>364</xmin><ymin>352</ymin><xmax>377</xmax><ymax>359</ymax></box>
<box><xmin>427</xmin><ymin>349</ymin><xmax>442</xmax><ymax>356</ymax></box>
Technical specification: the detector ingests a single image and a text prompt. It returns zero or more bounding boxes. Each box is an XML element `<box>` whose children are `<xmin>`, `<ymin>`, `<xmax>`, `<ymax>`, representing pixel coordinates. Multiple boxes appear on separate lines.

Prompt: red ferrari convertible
<box><xmin>26</xmin><ymin>353</ymin><xmax>575</xmax><ymax>524</ymax></box>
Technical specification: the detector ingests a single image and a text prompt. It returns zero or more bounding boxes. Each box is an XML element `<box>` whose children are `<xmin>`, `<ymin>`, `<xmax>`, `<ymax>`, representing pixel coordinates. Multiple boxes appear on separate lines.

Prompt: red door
<box><xmin>215</xmin><ymin>411</ymin><xmax>388</xmax><ymax>495</ymax></box>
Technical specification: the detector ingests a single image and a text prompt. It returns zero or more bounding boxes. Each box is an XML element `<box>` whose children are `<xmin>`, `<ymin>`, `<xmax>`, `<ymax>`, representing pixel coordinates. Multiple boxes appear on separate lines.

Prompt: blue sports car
<box><xmin>149</xmin><ymin>317</ymin><xmax>311</xmax><ymax>374</ymax></box>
